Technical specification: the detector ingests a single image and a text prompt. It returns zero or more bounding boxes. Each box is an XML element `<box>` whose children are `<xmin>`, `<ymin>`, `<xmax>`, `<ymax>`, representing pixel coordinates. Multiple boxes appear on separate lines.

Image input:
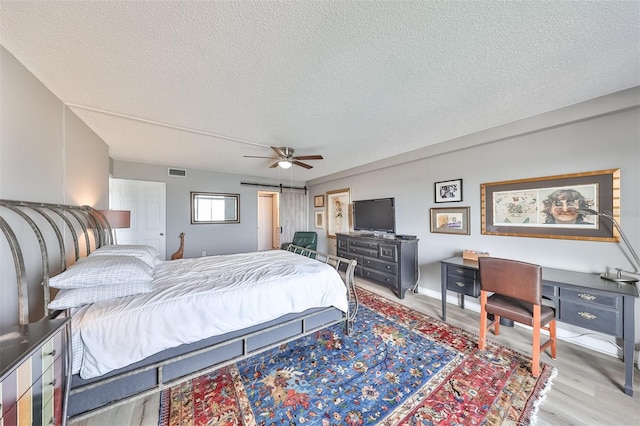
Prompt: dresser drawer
<box><xmin>337</xmin><ymin>251</ymin><xmax>362</xmax><ymax>275</ymax></box>
<box><xmin>349</xmin><ymin>239</ymin><xmax>378</xmax><ymax>250</ymax></box>
<box><xmin>363</xmin><ymin>257</ymin><xmax>398</xmax><ymax>275</ymax></box>
<box><xmin>337</xmin><ymin>238</ymin><xmax>348</xmax><ymax>250</ymax></box>
<box><xmin>560</xmin><ymin>300</ymin><xmax>621</xmax><ymax>336</ymax></box>
<box><xmin>447</xmin><ymin>274</ymin><xmax>480</xmax><ymax>297</ymax></box>
<box><xmin>349</xmin><ymin>246</ymin><xmax>378</xmax><ymax>257</ymax></box>
<box><xmin>378</xmin><ymin>244</ymin><xmax>398</xmax><ymax>262</ymax></box>
<box><xmin>363</xmin><ymin>268</ymin><xmax>398</xmax><ymax>287</ymax></box>
<box><xmin>560</xmin><ymin>288</ymin><xmax>620</xmax><ymax>309</ymax></box>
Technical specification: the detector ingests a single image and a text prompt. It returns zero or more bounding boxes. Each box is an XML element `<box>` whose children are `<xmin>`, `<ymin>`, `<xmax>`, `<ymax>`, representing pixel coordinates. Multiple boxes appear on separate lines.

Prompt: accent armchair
<box><xmin>281</xmin><ymin>231</ymin><xmax>317</xmax><ymax>251</ymax></box>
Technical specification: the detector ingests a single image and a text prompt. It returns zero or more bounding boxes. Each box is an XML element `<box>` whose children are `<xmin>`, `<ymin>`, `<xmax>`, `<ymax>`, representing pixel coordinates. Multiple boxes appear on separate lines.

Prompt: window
<box><xmin>190</xmin><ymin>192</ymin><xmax>240</xmax><ymax>224</ymax></box>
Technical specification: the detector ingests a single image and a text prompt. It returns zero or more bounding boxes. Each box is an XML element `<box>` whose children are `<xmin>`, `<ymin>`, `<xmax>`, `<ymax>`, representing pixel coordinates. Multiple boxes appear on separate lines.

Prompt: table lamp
<box><xmin>577</xmin><ymin>208</ymin><xmax>639</xmax><ymax>283</ymax></box>
<box><xmin>97</xmin><ymin>209</ymin><xmax>131</xmax><ymax>244</ymax></box>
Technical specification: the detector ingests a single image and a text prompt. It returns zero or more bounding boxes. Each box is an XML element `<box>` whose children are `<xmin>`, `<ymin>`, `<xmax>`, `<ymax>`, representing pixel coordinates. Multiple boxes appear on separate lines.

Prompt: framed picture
<box><xmin>314</xmin><ymin>210</ymin><xmax>325</xmax><ymax>229</ymax></box>
<box><xmin>435</xmin><ymin>179</ymin><xmax>463</xmax><ymax>203</ymax></box>
<box><xmin>326</xmin><ymin>188</ymin><xmax>351</xmax><ymax>238</ymax></box>
<box><xmin>314</xmin><ymin>195</ymin><xmax>325</xmax><ymax>208</ymax></box>
<box><xmin>481</xmin><ymin>169</ymin><xmax>620</xmax><ymax>242</ymax></box>
<box><xmin>430</xmin><ymin>207</ymin><xmax>470</xmax><ymax>235</ymax></box>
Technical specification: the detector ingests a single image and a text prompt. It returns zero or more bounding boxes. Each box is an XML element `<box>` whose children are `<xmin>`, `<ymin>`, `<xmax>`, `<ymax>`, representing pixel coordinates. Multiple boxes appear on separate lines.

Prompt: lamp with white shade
<box><xmin>97</xmin><ymin>210</ymin><xmax>131</xmax><ymax>244</ymax></box>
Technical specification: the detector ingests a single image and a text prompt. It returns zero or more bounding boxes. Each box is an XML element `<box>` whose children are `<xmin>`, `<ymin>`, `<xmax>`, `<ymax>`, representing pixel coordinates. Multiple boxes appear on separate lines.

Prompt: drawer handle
<box><xmin>456</xmin><ymin>269</ymin><xmax>464</xmax><ymax>274</ymax></box>
<box><xmin>48</xmin><ymin>349</ymin><xmax>57</xmax><ymax>357</ymax></box>
<box><xmin>578</xmin><ymin>293</ymin><xmax>596</xmax><ymax>301</ymax></box>
<box><xmin>386</xmin><ymin>266</ymin><xmax>391</xmax><ymax>270</ymax></box>
<box><xmin>578</xmin><ymin>311</ymin><xmax>597</xmax><ymax>320</ymax></box>
<box><xmin>456</xmin><ymin>281</ymin><xmax>465</xmax><ymax>287</ymax></box>
<box><xmin>49</xmin><ymin>378</ymin><xmax>57</xmax><ymax>386</ymax></box>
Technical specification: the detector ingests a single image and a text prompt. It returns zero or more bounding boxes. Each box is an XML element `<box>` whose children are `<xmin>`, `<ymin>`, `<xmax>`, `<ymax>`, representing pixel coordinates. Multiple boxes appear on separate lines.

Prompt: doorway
<box><xmin>257</xmin><ymin>191</ymin><xmax>280</xmax><ymax>251</ymax></box>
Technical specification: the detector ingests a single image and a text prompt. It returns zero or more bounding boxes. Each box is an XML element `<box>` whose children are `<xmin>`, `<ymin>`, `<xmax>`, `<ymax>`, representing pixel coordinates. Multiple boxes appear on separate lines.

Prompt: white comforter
<box><xmin>72</xmin><ymin>250</ymin><xmax>348</xmax><ymax>379</ymax></box>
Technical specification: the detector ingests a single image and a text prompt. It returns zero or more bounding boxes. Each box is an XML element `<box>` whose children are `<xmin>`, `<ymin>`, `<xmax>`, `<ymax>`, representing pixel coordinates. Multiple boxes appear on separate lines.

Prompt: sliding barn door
<box><xmin>279</xmin><ymin>190</ymin><xmax>307</xmax><ymax>245</ymax></box>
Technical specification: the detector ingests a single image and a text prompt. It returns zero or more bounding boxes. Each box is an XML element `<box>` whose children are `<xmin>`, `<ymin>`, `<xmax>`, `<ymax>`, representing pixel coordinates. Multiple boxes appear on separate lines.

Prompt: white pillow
<box><xmin>49</xmin><ymin>255</ymin><xmax>153</xmax><ymax>289</ymax></box>
<box><xmin>89</xmin><ymin>244</ymin><xmax>161</xmax><ymax>267</ymax></box>
<box><xmin>48</xmin><ymin>280</ymin><xmax>154</xmax><ymax>310</ymax></box>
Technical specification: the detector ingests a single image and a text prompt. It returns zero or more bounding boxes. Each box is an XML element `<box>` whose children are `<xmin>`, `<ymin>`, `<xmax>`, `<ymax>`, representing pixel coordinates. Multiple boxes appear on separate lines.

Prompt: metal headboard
<box><xmin>0</xmin><ymin>199</ymin><xmax>114</xmax><ymax>325</ymax></box>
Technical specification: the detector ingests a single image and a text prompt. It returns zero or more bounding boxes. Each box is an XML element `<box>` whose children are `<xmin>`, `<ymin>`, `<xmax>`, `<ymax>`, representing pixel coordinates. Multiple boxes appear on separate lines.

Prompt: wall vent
<box><xmin>168</xmin><ymin>168</ymin><xmax>187</xmax><ymax>177</ymax></box>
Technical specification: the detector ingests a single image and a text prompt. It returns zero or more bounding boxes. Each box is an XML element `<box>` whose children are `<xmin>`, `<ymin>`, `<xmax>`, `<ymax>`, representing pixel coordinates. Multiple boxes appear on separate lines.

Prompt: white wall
<box><xmin>308</xmin><ymin>88</ymin><xmax>640</xmax><ymax>358</ymax></box>
<box><xmin>0</xmin><ymin>47</ymin><xmax>109</xmax><ymax>331</ymax></box>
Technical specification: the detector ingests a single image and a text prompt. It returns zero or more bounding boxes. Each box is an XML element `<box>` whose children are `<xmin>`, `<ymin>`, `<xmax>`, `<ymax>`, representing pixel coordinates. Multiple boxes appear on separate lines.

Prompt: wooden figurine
<box><xmin>171</xmin><ymin>232</ymin><xmax>185</xmax><ymax>260</ymax></box>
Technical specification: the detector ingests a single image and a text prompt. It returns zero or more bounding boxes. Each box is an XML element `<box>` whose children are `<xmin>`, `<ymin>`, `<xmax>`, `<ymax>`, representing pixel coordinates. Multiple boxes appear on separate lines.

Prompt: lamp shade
<box><xmin>98</xmin><ymin>210</ymin><xmax>131</xmax><ymax>229</ymax></box>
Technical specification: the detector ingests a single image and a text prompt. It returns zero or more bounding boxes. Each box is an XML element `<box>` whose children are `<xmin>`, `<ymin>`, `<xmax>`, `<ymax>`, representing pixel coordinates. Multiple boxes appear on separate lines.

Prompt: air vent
<box><xmin>168</xmin><ymin>168</ymin><xmax>187</xmax><ymax>177</ymax></box>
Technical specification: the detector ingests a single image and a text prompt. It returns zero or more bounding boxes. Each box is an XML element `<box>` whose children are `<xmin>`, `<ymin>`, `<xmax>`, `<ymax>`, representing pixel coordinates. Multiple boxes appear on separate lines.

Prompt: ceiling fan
<box><xmin>244</xmin><ymin>146</ymin><xmax>323</xmax><ymax>169</ymax></box>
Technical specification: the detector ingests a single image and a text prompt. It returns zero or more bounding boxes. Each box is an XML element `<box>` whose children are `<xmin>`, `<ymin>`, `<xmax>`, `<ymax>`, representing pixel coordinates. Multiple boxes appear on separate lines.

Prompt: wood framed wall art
<box><xmin>326</xmin><ymin>188</ymin><xmax>351</xmax><ymax>238</ymax></box>
<box><xmin>430</xmin><ymin>207</ymin><xmax>470</xmax><ymax>235</ymax></box>
<box><xmin>481</xmin><ymin>169</ymin><xmax>620</xmax><ymax>242</ymax></box>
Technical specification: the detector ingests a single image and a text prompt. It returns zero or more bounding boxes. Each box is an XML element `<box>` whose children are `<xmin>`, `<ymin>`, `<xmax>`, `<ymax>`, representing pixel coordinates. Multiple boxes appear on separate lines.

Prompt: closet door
<box><xmin>110</xmin><ymin>178</ymin><xmax>167</xmax><ymax>259</ymax></box>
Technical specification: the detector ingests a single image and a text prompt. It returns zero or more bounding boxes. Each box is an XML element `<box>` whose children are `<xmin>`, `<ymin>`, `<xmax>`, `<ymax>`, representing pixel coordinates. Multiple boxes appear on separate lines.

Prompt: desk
<box><xmin>440</xmin><ymin>256</ymin><xmax>639</xmax><ymax>396</ymax></box>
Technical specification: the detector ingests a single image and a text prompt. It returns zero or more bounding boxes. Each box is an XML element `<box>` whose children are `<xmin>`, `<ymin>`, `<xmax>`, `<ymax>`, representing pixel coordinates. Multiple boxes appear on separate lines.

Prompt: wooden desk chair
<box><xmin>478</xmin><ymin>257</ymin><xmax>557</xmax><ymax>377</ymax></box>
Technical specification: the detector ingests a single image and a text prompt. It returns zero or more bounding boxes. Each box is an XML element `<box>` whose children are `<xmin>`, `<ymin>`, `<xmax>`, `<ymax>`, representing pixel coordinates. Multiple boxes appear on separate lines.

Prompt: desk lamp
<box><xmin>577</xmin><ymin>208</ymin><xmax>639</xmax><ymax>283</ymax></box>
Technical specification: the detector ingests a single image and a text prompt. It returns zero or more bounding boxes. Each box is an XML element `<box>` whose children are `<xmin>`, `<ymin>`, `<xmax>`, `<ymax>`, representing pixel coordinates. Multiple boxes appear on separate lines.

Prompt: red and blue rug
<box><xmin>159</xmin><ymin>288</ymin><xmax>556</xmax><ymax>425</ymax></box>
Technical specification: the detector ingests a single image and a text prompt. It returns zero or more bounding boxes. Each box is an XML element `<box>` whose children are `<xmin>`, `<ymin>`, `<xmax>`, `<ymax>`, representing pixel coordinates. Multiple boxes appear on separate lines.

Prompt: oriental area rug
<box><xmin>159</xmin><ymin>287</ymin><xmax>556</xmax><ymax>425</ymax></box>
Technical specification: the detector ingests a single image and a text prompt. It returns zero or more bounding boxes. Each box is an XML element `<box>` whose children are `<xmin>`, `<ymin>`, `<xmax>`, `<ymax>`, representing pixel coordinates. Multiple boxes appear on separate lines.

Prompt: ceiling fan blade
<box><xmin>269</xmin><ymin>162</ymin><xmax>279</xmax><ymax>168</ymax></box>
<box><xmin>244</xmin><ymin>155</ymin><xmax>276</xmax><ymax>159</ymax></box>
<box><xmin>292</xmin><ymin>155</ymin><xmax>323</xmax><ymax>160</ymax></box>
<box><xmin>293</xmin><ymin>160</ymin><xmax>313</xmax><ymax>169</ymax></box>
<box><xmin>271</xmin><ymin>146</ymin><xmax>286</xmax><ymax>157</ymax></box>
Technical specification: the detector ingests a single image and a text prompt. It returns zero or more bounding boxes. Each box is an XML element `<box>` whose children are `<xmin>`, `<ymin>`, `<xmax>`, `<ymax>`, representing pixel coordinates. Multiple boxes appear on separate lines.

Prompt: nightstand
<box><xmin>1</xmin><ymin>318</ymin><xmax>70</xmax><ymax>425</ymax></box>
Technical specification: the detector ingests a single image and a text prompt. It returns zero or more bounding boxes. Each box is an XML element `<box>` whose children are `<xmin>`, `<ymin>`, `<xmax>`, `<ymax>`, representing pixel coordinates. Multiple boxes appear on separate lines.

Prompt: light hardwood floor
<box><xmin>70</xmin><ymin>279</ymin><xmax>640</xmax><ymax>426</ymax></box>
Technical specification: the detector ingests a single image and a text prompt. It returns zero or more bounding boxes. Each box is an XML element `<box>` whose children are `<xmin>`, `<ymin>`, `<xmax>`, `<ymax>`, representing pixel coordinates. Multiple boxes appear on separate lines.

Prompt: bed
<box><xmin>0</xmin><ymin>200</ymin><xmax>358</xmax><ymax>422</ymax></box>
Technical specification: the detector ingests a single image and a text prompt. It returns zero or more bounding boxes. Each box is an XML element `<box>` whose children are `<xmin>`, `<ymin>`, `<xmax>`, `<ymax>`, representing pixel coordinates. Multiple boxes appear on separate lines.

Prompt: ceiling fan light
<box><xmin>278</xmin><ymin>160</ymin><xmax>292</xmax><ymax>169</ymax></box>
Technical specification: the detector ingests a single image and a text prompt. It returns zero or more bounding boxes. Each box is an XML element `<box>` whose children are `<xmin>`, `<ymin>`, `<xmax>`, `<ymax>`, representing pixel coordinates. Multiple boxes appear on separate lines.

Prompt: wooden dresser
<box><xmin>336</xmin><ymin>233</ymin><xmax>419</xmax><ymax>299</ymax></box>
<box><xmin>0</xmin><ymin>318</ymin><xmax>69</xmax><ymax>426</ymax></box>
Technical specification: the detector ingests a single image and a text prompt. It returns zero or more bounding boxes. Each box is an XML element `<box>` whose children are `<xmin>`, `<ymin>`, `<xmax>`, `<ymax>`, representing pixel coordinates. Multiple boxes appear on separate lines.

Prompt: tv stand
<box><xmin>336</xmin><ymin>233</ymin><xmax>419</xmax><ymax>299</ymax></box>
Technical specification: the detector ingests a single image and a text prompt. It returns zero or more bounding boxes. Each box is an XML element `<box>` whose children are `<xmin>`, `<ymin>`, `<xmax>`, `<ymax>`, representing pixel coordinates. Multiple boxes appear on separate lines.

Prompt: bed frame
<box><xmin>0</xmin><ymin>199</ymin><xmax>358</xmax><ymax>422</ymax></box>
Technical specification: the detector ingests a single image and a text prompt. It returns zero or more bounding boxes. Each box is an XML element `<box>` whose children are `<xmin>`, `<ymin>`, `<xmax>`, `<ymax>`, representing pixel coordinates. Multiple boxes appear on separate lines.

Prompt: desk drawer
<box><xmin>446</xmin><ymin>265</ymin><xmax>477</xmax><ymax>280</ymax></box>
<box><xmin>560</xmin><ymin>300</ymin><xmax>620</xmax><ymax>336</ymax></box>
<box><xmin>560</xmin><ymin>288</ymin><xmax>619</xmax><ymax>309</ymax></box>
<box><xmin>363</xmin><ymin>257</ymin><xmax>398</xmax><ymax>275</ymax></box>
<box><xmin>447</xmin><ymin>275</ymin><xmax>480</xmax><ymax>297</ymax></box>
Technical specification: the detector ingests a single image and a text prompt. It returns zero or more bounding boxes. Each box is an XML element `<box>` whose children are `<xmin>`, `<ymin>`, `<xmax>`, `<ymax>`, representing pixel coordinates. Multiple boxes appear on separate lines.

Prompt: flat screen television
<box><xmin>353</xmin><ymin>197</ymin><xmax>396</xmax><ymax>234</ymax></box>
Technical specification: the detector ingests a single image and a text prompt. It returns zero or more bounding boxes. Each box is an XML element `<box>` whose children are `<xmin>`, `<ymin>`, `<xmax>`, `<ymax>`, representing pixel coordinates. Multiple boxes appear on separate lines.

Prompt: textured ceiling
<box><xmin>1</xmin><ymin>1</ymin><xmax>639</xmax><ymax>182</ymax></box>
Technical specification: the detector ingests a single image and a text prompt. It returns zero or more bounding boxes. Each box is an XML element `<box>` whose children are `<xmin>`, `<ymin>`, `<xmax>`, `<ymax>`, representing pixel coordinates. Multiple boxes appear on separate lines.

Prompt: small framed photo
<box><xmin>430</xmin><ymin>207</ymin><xmax>470</xmax><ymax>235</ymax></box>
<box><xmin>314</xmin><ymin>195</ymin><xmax>325</xmax><ymax>208</ymax></box>
<box><xmin>434</xmin><ymin>179</ymin><xmax>463</xmax><ymax>203</ymax></box>
<box><xmin>314</xmin><ymin>210</ymin><xmax>325</xmax><ymax>229</ymax></box>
